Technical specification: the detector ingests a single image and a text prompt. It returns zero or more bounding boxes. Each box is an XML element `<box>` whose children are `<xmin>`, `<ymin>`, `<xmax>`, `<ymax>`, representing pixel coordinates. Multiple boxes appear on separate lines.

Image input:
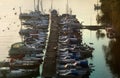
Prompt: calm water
<box><xmin>0</xmin><ymin>0</ymin><xmax>116</xmax><ymax>78</ymax></box>
<box><xmin>82</xmin><ymin>29</ymin><xmax>113</xmax><ymax>78</ymax></box>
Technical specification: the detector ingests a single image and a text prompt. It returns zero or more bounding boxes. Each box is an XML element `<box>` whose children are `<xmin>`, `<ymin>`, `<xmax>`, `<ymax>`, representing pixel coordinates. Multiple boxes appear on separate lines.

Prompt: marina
<box><xmin>0</xmin><ymin>0</ymin><xmax>118</xmax><ymax>78</ymax></box>
<box><xmin>0</xmin><ymin>3</ymin><xmax>94</xmax><ymax>77</ymax></box>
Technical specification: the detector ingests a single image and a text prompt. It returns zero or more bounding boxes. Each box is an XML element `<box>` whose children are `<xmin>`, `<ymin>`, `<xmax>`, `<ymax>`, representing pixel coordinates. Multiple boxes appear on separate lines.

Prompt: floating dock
<box><xmin>42</xmin><ymin>11</ymin><xmax>59</xmax><ymax>77</ymax></box>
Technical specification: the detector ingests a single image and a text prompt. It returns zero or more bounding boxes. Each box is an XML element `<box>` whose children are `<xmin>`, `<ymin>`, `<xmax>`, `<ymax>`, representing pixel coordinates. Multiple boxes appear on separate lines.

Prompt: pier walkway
<box><xmin>82</xmin><ymin>25</ymin><xmax>105</xmax><ymax>30</ymax></box>
<box><xmin>42</xmin><ymin>13</ymin><xmax>59</xmax><ymax>77</ymax></box>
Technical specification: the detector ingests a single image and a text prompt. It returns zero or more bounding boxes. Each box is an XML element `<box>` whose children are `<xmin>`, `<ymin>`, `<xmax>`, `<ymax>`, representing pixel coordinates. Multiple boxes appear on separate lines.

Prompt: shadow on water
<box><xmin>103</xmin><ymin>39</ymin><xmax>120</xmax><ymax>78</ymax></box>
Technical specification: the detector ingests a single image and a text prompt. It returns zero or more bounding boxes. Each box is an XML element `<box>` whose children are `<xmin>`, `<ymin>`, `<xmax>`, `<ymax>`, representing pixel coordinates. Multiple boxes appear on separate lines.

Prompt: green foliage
<box><xmin>100</xmin><ymin>0</ymin><xmax>120</xmax><ymax>34</ymax></box>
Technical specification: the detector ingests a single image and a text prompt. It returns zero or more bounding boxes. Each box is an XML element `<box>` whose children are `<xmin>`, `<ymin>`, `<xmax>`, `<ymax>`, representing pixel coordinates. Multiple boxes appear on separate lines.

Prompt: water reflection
<box><xmin>96</xmin><ymin>29</ymin><xmax>105</xmax><ymax>40</ymax></box>
<box><xmin>103</xmin><ymin>39</ymin><xmax>120</xmax><ymax>78</ymax></box>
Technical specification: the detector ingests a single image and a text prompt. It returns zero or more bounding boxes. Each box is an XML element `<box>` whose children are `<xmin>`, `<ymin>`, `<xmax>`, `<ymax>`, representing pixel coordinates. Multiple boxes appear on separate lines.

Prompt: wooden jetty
<box><xmin>82</xmin><ymin>25</ymin><xmax>105</xmax><ymax>30</ymax></box>
<box><xmin>42</xmin><ymin>10</ymin><xmax>59</xmax><ymax>78</ymax></box>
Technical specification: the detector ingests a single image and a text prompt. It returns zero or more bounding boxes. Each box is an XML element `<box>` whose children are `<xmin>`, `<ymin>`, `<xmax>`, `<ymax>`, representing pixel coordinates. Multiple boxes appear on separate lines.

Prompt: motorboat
<box><xmin>10</xmin><ymin>59</ymin><xmax>40</xmax><ymax>69</ymax></box>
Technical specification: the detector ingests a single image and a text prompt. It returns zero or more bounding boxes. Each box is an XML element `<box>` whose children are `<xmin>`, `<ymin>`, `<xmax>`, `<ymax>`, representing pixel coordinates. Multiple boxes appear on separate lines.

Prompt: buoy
<box><xmin>2</xmin><ymin>30</ymin><xmax>5</xmax><ymax>32</ymax></box>
<box><xmin>7</xmin><ymin>27</ymin><xmax>10</xmax><ymax>30</ymax></box>
<box><xmin>13</xmin><ymin>8</ymin><xmax>15</xmax><ymax>10</ymax></box>
<box><xmin>14</xmin><ymin>12</ymin><xmax>17</xmax><ymax>15</ymax></box>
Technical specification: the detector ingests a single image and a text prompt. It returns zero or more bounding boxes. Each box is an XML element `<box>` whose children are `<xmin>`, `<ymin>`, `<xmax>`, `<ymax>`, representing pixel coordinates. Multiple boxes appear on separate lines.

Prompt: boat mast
<box><xmin>51</xmin><ymin>0</ymin><xmax>53</xmax><ymax>11</ymax></box>
<box><xmin>97</xmin><ymin>0</ymin><xmax>98</xmax><ymax>5</ymax></box>
<box><xmin>70</xmin><ymin>8</ymin><xmax>72</xmax><ymax>15</ymax></box>
<box><xmin>19</xmin><ymin>7</ymin><xmax>22</xmax><ymax>14</ymax></box>
<box><xmin>40</xmin><ymin>0</ymin><xmax>44</xmax><ymax>14</ymax></box>
<box><xmin>19</xmin><ymin>7</ymin><xmax>24</xmax><ymax>42</ymax></box>
<box><xmin>66</xmin><ymin>0</ymin><xmax>69</xmax><ymax>14</ymax></box>
<box><xmin>34</xmin><ymin>0</ymin><xmax>36</xmax><ymax>11</ymax></box>
<box><xmin>37</xmin><ymin>0</ymin><xmax>40</xmax><ymax>11</ymax></box>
